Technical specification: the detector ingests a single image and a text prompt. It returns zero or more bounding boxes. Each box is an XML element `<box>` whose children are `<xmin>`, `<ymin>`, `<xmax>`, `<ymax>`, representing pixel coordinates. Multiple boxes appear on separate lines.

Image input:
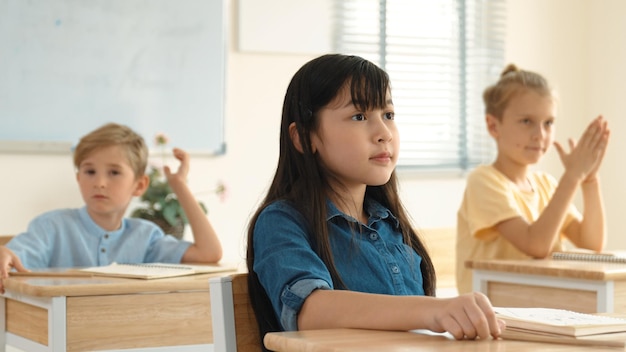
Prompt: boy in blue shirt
<box><xmin>0</xmin><ymin>123</ymin><xmax>222</xmax><ymax>291</ymax></box>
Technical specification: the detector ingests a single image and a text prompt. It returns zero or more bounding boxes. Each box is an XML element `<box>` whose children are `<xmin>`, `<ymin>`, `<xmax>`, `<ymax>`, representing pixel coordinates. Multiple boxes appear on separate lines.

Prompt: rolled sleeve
<box><xmin>253</xmin><ymin>201</ymin><xmax>334</xmax><ymax>330</ymax></box>
<box><xmin>280</xmin><ymin>278</ymin><xmax>330</xmax><ymax>331</ymax></box>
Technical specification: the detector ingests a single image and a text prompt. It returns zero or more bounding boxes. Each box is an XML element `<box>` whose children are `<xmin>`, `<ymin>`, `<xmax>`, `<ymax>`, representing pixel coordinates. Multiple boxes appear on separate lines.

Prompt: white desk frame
<box><xmin>0</xmin><ymin>290</ymin><xmax>214</xmax><ymax>352</ymax></box>
<box><xmin>472</xmin><ymin>269</ymin><xmax>614</xmax><ymax>313</ymax></box>
<box><xmin>209</xmin><ymin>276</ymin><xmax>237</xmax><ymax>352</ymax></box>
<box><xmin>0</xmin><ymin>292</ymin><xmax>66</xmax><ymax>352</ymax></box>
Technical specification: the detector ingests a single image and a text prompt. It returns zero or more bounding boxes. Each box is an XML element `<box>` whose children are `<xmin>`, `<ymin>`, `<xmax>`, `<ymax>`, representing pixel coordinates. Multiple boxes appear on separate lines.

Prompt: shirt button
<box><xmin>392</xmin><ymin>266</ymin><xmax>400</xmax><ymax>273</ymax></box>
<box><xmin>104</xmin><ymin>234</ymin><xmax>109</xmax><ymax>239</ymax></box>
<box><xmin>101</xmin><ymin>248</ymin><xmax>106</xmax><ymax>253</ymax></box>
<box><xmin>369</xmin><ymin>233</ymin><xmax>378</xmax><ymax>241</ymax></box>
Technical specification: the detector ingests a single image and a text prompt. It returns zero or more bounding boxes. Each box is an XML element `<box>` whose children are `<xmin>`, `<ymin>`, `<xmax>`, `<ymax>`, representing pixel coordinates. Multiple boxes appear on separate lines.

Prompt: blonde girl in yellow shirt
<box><xmin>456</xmin><ymin>64</ymin><xmax>610</xmax><ymax>293</ymax></box>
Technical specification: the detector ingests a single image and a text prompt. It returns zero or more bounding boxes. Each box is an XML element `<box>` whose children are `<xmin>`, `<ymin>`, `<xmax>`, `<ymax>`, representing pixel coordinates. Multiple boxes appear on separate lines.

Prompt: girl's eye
<box><xmin>351</xmin><ymin>114</ymin><xmax>366</xmax><ymax>121</ymax></box>
<box><xmin>384</xmin><ymin>112</ymin><xmax>395</xmax><ymax>120</ymax></box>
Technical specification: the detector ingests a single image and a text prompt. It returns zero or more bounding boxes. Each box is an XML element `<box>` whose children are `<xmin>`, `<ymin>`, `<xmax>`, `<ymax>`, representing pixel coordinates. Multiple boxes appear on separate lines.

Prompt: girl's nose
<box><xmin>532</xmin><ymin>125</ymin><xmax>546</xmax><ymax>139</ymax></box>
<box><xmin>375</xmin><ymin>121</ymin><xmax>393</xmax><ymax>143</ymax></box>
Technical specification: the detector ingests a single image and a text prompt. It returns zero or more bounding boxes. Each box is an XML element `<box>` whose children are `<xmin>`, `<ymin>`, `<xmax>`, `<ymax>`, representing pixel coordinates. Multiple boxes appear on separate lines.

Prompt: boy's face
<box><xmin>76</xmin><ymin>145</ymin><xmax>147</xmax><ymax>226</ymax></box>
<box><xmin>487</xmin><ymin>89</ymin><xmax>556</xmax><ymax>166</ymax></box>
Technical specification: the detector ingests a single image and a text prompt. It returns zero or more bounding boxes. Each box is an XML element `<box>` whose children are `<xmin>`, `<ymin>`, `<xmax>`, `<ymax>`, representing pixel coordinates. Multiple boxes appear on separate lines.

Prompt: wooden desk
<box><xmin>0</xmin><ymin>272</ymin><xmax>230</xmax><ymax>352</ymax></box>
<box><xmin>468</xmin><ymin>259</ymin><xmax>626</xmax><ymax>313</ymax></box>
<box><xmin>264</xmin><ymin>328</ymin><xmax>616</xmax><ymax>351</ymax></box>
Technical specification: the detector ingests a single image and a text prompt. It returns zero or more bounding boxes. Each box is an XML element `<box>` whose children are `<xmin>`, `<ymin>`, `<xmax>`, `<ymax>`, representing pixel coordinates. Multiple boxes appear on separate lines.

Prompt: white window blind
<box><xmin>333</xmin><ymin>0</ymin><xmax>506</xmax><ymax>171</ymax></box>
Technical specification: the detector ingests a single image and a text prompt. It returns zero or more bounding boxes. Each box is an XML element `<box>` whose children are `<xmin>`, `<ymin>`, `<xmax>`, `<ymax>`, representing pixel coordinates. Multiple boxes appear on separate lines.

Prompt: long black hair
<box><xmin>246</xmin><ymin>54</ymin><xmax>436</xmax><ymax>348</ymax></box>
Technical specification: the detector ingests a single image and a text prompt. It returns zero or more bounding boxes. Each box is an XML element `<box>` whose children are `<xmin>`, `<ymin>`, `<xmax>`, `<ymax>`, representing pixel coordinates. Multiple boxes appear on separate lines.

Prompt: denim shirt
<box><xmin>252</xmin><ymin>199</ymin><xmax>425</xmax><ymax>331</ymax></box>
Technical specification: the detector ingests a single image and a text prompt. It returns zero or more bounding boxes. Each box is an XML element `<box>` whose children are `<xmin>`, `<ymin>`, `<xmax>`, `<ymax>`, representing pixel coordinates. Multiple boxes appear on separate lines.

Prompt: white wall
<box><xmin>1</xmin><ymin>0</ymin><xmax>625</xmax><ymax>267</ymax></box>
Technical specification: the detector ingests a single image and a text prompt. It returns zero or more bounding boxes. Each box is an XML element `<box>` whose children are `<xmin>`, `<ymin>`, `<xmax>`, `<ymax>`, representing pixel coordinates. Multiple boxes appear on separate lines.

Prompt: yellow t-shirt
<box><xmin>455</xmin><ymin>165</ymin><xmax>581</xmax><ymax>294</ymax></box>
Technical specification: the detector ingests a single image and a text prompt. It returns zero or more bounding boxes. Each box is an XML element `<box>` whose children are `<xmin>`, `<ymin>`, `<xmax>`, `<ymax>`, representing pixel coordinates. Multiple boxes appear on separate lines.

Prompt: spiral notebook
<box><xmin>77</xmin><ymin>262</ymin><xmax>236</xmax><ymax>279</ymax></box>
<box><xmin>552</xmin><ymin>251</ymin><xmax>626</xmax><ymax>264</ymax></box>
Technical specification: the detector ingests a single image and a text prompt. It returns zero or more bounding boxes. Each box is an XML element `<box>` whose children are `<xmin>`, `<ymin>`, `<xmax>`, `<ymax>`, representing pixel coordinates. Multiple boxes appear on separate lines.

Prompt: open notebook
<box><xmin>76</xmin><ymin>262</ymin><xmax>236</xmax><ymax>279</ymax></box>
<box><xmin>495</xmin><ymin>307</ymin><xmax>626</xmax><ymax>348</ymax></box>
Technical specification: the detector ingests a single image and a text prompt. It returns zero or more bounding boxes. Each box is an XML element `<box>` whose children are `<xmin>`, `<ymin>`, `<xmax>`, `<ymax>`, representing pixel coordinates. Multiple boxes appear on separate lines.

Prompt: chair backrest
<box><xmin>421</xmin><ymin>228</ymin><xmax>458</xmax><ymax>296</ymax></box>
<box><xmin>210</xmin><ymin>273</ymin><xmax>262</xmax><ymax>352</ymax></box>
<box><xmin>0</xmin><ymin>235</ymin><xmax>14</xmax><ymax>246</ymax></box>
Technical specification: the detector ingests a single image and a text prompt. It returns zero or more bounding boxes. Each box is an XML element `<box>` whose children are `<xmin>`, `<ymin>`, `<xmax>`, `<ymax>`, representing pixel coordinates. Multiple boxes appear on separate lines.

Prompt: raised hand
<box><xmin>553</xmin><ymin>115</ymin><xmax>610</xmax><ymax>184</ymax></box>
<box><xmin>163</xmin><ymin>148</ymin><xmax>190</xmax><ymax>188</ymax></box>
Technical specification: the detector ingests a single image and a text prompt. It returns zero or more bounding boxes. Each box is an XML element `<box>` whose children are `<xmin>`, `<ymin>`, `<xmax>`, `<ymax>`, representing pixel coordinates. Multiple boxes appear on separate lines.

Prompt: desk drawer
<box><xmin>66</xmin><ymin>291</ymin><xmax>212</xmax><ymax>351</ymax></box>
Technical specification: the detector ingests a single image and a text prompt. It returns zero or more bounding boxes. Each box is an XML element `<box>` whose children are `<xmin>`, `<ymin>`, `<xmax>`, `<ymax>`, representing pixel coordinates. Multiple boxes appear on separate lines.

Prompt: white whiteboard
<box><xmin>0</xmin><ymin>0</ymin><xmax>227</xmax><ymax>155</ymax></box>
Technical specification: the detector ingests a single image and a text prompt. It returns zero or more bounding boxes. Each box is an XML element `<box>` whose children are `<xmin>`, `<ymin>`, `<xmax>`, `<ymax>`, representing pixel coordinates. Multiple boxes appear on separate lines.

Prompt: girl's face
<box><xmin>488</xmin><ymin>89</ymin><xmax>556</xmax><ymax>167</ymax></box>
<box><xmin>76</xmin><ymin>145</ymin><xmax>147</xmax><ymax>229</ymax></box>
<box><xmin>310</xmin><ymin>85</ymin><xmax>399</xmax><ymax>192</ymax></box>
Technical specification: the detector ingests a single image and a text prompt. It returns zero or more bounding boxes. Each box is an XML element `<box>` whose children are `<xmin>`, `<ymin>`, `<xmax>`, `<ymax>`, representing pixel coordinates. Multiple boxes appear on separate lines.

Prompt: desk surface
<box><xmin>264</xmin><ymin>328</ymin><xmax>621</xmax><ymax>352</ymax></box>
<box><xmin>467</xmin><ymin>259</ymin><xmax>626</xmax><ymax>281</ymax></box>
<box><xmin>3</xmin><ymin>271</ymin><xmax>236</xmax><ymax>297</ymax></box>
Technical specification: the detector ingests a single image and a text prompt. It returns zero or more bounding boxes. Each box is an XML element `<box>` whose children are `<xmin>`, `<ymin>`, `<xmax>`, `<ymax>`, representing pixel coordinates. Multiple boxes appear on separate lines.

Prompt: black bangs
<box><xmin>349</xmin><ymin>60</ymin><xmax>390</xmax><ymax>111</ymax></box>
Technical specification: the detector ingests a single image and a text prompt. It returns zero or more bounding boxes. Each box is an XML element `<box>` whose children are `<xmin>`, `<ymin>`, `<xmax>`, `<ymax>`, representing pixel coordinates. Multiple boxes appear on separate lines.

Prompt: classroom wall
<box><xmin>1</xmin><ymin>0</ymin><xmax>625</xmax><ymax>266</ymax></box>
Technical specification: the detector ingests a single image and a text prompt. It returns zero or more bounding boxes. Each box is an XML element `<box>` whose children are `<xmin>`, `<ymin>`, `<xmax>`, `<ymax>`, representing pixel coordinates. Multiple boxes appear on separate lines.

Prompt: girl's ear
<box><xmin>289</xmin><ymin>122</ymin><xmax>305</xmax><ymax>153</ymax></box>
<box><xmin>133</xmin><ymin>174</ymin><xmax>150</xmax><ymax>196</ymax></box>
<box><xmin>486</xmin><ymin>114</ymin><xmax>500</xmax><ymax>138</ymax></box>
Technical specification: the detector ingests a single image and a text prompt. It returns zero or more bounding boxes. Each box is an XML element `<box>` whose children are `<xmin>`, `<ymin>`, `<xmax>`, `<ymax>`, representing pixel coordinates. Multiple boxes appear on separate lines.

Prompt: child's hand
<box><xmin>554</xmin><ymin>115</ymin><xmax>610</xmax><ymax>184</ymax></box>
<box><xmin>0</xmin><ymin>246</ymin><xmax>29</xmax><ymax>293</ymax></box>
<box><xmin>430</xmin><ymin>292</ymin><xmax>504</xmax><ymax>340</ymax></box>
<box><xmin>163</xmin><ymin>148</ymin><xmax>190</xmax><ymax>189</ymax></box>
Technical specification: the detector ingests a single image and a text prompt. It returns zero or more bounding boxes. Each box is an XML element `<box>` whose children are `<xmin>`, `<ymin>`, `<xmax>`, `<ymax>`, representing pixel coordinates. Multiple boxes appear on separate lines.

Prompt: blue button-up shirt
<box><xmin>253</xmin><ymin>199</ymin><xmax>425</xmax><ymax>331</ymax></box>
<box><xmin>7</xmin><ymin>207</ymin><xmax>191</xmax><ymax>269</ymax></box>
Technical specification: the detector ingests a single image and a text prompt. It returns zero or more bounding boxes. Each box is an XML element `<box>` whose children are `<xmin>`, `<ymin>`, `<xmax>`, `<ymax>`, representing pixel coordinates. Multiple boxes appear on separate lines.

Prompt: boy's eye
<box><xmin>84</xmin><ymin>169</ymin><xmax>96</xmax><ymax>175</ymax></box>
<box><xmin>110</xmin><ymin>170</ymin><xmax>121</xmax><ymax>176</ymax></box>
<box><xmin>545</xmin><ymin>120</ymin><xmax>554</xmax><ymax>126</ymax></box>
<box><xmin>351</xmin><ymin>113</ymin><xmax>366</xmax><ymax>121</ymax></box>
<box><xmin>521</xmin><ymin>118</ymin><xmax>531</xmax><ymax>125</ymax></box>
<box><xmin>384</xmin><ymin>112</ymin><xmax>395</xmax><ymax>120</ymax></box>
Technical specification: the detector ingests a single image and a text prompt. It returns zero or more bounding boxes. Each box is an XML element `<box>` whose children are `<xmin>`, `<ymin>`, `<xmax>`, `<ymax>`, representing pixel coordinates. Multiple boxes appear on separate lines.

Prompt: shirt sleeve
<box><xmin>139</xmin><ymin>223</ymin><xmax>192</xmax><ymax>263</ymax></box>
<box><xmin>252</xmin><ymin>201</ymin><xmax>333</xmax><ymax>331</ymax></box>
<box><xmin>6</xmin><ymin>216</ymin><xmax>54</xmax><ymax>269</ymax></box>
<box><xmin>464</xmin><ymin>168</ymin><xmax>523</xmax><ymax>241</ymax></box>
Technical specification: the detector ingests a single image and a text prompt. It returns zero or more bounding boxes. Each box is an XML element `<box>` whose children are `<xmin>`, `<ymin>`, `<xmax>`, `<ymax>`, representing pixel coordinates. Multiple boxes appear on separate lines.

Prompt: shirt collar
<box><xmin>326</xmin><ymin>198</ymin><xmax>400</xmax><ymax>228</ymax></box>
<box><xmin>78</xmin><ymin>206</ymin><xmax>127</xmax><ymax>236</ymax></box>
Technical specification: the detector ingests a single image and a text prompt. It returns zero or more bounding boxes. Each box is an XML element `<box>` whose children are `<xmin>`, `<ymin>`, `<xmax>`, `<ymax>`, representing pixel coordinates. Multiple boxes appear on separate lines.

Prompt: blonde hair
<box><xmin>73</xmin><ymin>123</ymin><xmax>148</xmax><ymax>178</ymax></box>
<box><xmin>483</xmin><ymin>64</ymin><xmax>554</xmax><ymax>120</ymax></box>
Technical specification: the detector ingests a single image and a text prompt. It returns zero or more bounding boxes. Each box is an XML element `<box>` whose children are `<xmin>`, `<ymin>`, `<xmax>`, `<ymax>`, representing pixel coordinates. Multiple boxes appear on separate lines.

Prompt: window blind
<box><xmin>333</xmin><ymin>0</ymin><xmax>506</xmax><ymax>171</ymax></box>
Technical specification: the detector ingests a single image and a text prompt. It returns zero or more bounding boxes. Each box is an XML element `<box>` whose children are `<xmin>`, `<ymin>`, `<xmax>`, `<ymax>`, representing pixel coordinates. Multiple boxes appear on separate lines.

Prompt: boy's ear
<box><xmin>486</xmin><ymin>114</ymin><xmax>500</xmax><ymax>138</ymax></box>
<box><xmin>289</xmin><ymin>122</ymin><xmax>305</xmax><ymax>153</ymax></box>
<box><xmin>133</xmin><ymin>174</ymin><xmax>150</xmax><ymax>197</ymax></box>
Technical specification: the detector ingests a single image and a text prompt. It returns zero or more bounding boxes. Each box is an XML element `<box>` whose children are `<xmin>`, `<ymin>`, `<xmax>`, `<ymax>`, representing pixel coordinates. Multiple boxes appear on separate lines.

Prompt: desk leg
<box><xmin>597</xmin><ymin>281</ymin><xmax>614</xmax><ymax>313</ymax></box>
<box><xmin>48</xmin><ymin>296</ymin><xmax>67</xmax><ymax>351</ymax></box>
<box><xmin>209</xmin><ymin>276</ymin><xmax>237</xmax><ymax>352</ymax></box>
<box><xmin>472</xmin><ymin>271</ymin><xmax>489</xmax><ymax>294</ymax></box>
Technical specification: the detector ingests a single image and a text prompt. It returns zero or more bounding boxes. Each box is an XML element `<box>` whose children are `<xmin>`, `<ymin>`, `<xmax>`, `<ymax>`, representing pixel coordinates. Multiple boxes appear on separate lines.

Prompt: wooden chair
<box><xmin>421</xmin><ymin>228</ymin><xmax>458</xmax><ymax>297</ymax></box>
<box><xmin>210</xmin><ymin>273</ymin><xmax>262</xmax><ymax>352</ymax></box>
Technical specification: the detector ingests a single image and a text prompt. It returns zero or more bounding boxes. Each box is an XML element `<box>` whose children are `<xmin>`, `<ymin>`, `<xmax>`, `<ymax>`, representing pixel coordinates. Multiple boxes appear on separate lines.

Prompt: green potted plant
<box><xmin>130</xmin><ymin>167</ymin><xmax>208</xmax><ymax>239</ymax></box>
<box><xmin>130</xmin><ymin>132</ymin><xmax>225</xmax><ymax>239</ymax></box>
